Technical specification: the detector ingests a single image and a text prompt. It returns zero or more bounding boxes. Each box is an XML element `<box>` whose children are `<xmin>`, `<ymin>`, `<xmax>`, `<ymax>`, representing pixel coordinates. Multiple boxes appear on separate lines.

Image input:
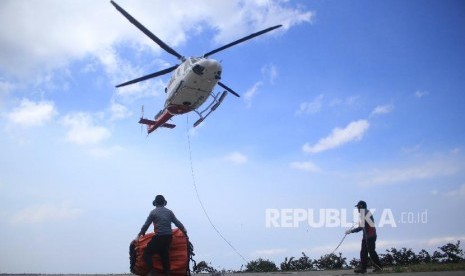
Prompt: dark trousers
<box><xmin>143</xmin><ymin>234</ymin><xmax>173</xmax><ymax>273</ymax></box>
<box><xmin>360</xmin><ymin>236</ymin><xmax>381</xmax><ymax>269</ymax></box>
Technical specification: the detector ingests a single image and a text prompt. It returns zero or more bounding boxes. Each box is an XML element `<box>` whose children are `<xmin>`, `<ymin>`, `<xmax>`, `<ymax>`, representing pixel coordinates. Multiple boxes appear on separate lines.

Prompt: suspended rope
<box><xmin>329</xmin><ymin>232</ymin><xmax>349</xmax><ymax>256</ymax></box>
<box><xmin>185</xmin><ymin>116</ymin><xmax>248</xmax><ymax>263</ymax></box>
<box><xmin>326</xmin><ymin>222</ymin><xmax>357</xmax><ymax>257</ymax></box>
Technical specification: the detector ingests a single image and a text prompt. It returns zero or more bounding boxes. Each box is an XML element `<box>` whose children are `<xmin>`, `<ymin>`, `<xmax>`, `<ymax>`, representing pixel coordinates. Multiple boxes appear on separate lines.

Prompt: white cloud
<box><xmin>208</xmin><ymin>1</ymin><xmax>314</xmax><ymax>45</ymax></box>
<box><xmin>225</xmin><ymin>151</ymin><xmax>248</xmax><ymax>165</ymax></box>
<box><xmin>289</xmin><ymin>161</ymin><xmax>320</xmax><ymax>173</ymax></box>
<box><xmin>303</xmin><ymin>120</ymin><xmax>370</xmax><ymax>154</ymax></box>
<box><xmin>359</xmin><ymin>157</ymin><xmax>463</xmax><ymax>186</ymax></box>
<box><xmin>61</xmin><ymin>112</ymin><xmax>111</xmax><ymax>145</ymax></box>
<box><xmin>10</xmin><ymin>201</ymin><xmax>83</xmax><ymax>224</ymax></box>
<box><xmin>251</xmin><ymin>248</ymin><xmax>288</xmax><ymax>257</ymax></box>
<box><xmin>424</xmin><ymin>236</ymin><xmax>465</xmax><ymax>247</ymax></box>
<box><xmin>0</xmin><ymin>0</ymin><xmax>313</xmax><ymax>77</ymax></box>
<box><xmin>88</xmin><ymin>145</ymin><xmax>124</xmax><ymax>158</ymax></box>
<box><xmin>370</xmin><ymin>104</ymin><xmax>393</xmax><ymax>117</ymax></box>
<box><xmin>329</xmin><ymin>95</ymin><xmax>360</xmax><ymax>107</ymax></box>
<box><xmin>108</xmin><ymin>101</ymin><xmax>131</xmax><ymax>121</ymax></box>
<box><xmin>402</xmin><ymin>143</ymin><xmax>423</xmax><ymax>154</ymax></box>
<box><xmin>445</xmin><ymin>184</ymin><xmax>465</xmax><ymax>197</ymax></box>
<box><xmin>261</xmin><ymin>64</ymin><xmax>278</xmax><ymax>85</ymax></box>
<box><xmin>6</xmin><ymin>98</ymin><xmax>57</xmax><ymax>127</ymax></box>
<box><xmin>296</xmin><ymin>94</ymin><xmax>324</xmax><ymax>115</ymax></box>
<box><xmin>96</xmin><ymin>47</ymin><xmax>165</xmax><ymax>101</ymax></box>
<box><xmin>0</xmin><ymin>79</ymin><xmax>15</xmax><ymax>96</ymax></box>
<box><xmin>415</xmin><ymin>90</ymin><xmax>429</xmax><ymax>98</ymax></box>
<box><xmin>243</xmin><ymin>64</ymin><xmax>278</xmax><ymax>107</ymax></box>
<box><xmin>0</xmin><ymin>1</ymin><xmax>121</xmax><ymax>76</ymax></box>
<box><xmin>244</xmin><ymin>81</ymin><xmax>263</xmax><ymax>108</ymax></box>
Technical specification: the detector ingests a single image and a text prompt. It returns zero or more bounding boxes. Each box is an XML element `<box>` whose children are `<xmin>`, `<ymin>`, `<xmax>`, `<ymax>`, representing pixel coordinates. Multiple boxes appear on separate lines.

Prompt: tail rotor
<box><xmin>141</xmin><ymin>105</ymin><xmax>144</xmax><ymax>134</ymax></box>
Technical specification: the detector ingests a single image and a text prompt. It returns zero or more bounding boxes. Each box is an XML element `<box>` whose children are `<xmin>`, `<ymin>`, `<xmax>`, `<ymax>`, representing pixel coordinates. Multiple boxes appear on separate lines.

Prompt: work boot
<box><xmin>354</xmin><ymin>267</ymin><xmax>367</xmax><ymax>274</ymax></box>
<box><xmin>372</xmin><ymin>267</ymin><xmax>383</xmax><ymax>273</ymax></box>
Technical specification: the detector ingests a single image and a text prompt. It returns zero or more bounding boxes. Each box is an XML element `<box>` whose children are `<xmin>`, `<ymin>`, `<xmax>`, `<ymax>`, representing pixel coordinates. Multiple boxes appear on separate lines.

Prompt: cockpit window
<box><xmin>189</xmin><ymin>57</ymin><xmax>200</xmax><ymax>65</ymax></box>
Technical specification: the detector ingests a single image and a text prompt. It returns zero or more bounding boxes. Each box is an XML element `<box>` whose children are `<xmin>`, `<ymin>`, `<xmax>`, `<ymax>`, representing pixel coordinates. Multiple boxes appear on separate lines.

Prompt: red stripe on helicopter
<box><xmin>167</xmin><ymin>104</ymin><xmax>192</xmax><ymax>115</ymax></box>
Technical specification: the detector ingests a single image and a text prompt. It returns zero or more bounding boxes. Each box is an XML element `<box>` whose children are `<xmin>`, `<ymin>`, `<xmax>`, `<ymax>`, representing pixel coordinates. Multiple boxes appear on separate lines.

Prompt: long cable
<box><xmin>185</xmin><ymin>116</ymin><xmax>248</xmax><ymax>263</ymax></box>
<box><xmin>329</xmin><ymin>222</ymin><xmax>357</xmax><ymax>256</ymax></box>
<box><xmin>329</xmin><ymin>233</ymin><xmax>349</xmax><ymax>256</ymax></box>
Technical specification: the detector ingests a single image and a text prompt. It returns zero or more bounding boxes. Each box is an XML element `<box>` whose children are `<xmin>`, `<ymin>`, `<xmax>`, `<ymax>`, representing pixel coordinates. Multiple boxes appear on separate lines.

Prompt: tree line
<box><xmin>193</xmin><ymin>240</ymin><xmax>464</xmax><ymax>273</ymax></box>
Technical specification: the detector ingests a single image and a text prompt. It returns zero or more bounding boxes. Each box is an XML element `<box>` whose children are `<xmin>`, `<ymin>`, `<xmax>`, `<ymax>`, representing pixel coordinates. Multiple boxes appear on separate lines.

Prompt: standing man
<box><xmin>138</xmin><ymin>195</ymin><xmax>187</xmax><ymax>276</ymax></box>
<box><xmin>346</xmin><ymin>200</ymin><xmax>382</xmax><ymax>273</ymax></box>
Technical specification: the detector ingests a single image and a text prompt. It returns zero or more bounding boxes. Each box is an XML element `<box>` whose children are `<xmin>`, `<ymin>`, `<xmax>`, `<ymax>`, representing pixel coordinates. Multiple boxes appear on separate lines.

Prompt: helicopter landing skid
<box><xmin>193</xmin><ymin>91</ymin><xmax>227</xmax><ymax>127</ymax></box>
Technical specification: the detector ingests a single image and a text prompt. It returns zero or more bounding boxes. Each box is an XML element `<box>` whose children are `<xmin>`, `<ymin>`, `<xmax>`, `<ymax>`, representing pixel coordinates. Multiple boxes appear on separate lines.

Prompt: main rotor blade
<box><xmin>218</xmin><ymin>81</ymin><xmax>240</xmax><ymax>97</ymax></box>
<box><xmin>115</xmin><ymin>65</ymin><xmax>179</xmax><ymax>88</ymax></box>
<box><xmin>110</xmin><ymin>0</ymin><xmax>184</xmax><ymax>61</ymax></box>
<box><xmin>203</xmin><ymin>25</ymin><xmax>282</xmax><ymax>58</ymax></box>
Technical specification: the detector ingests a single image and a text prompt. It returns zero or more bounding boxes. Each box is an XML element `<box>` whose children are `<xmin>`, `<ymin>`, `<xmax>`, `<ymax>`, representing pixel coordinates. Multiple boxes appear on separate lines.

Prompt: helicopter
<box><xmin>111</xmin><ymin>1</ymin><xmax>282</xmax><ymax>134</ymax></box>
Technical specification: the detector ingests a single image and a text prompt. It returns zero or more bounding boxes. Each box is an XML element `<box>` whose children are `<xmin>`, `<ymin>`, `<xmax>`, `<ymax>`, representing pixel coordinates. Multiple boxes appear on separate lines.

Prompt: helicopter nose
<box><xmin>199</xmin><ymin>59</ymin><xmax>222</xmax><ymax>75</ymax></box>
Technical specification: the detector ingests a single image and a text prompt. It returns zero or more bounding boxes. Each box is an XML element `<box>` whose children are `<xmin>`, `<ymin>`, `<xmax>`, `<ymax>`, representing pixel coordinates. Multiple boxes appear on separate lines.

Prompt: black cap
<box><xmin>355</xmin><ymin>200</ymin><xmax>367</xmax><ymax>208</ymax></box>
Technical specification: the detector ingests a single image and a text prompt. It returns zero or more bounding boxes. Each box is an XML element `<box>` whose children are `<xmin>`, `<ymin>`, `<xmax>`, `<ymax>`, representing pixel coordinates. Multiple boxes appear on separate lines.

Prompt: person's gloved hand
<box><xmin>345</xmin><ymin>229</ymin><xmax>352</xmax><ymax>235</ymax></box>
<box><xmin>133</xmin><ymin>233</ymin><xmax>143</xmax><ymax>242</ymax></box>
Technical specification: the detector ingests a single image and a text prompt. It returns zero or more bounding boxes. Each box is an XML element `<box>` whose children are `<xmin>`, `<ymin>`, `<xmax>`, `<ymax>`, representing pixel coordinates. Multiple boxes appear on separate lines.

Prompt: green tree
<box><xmin>380</xmin><ymin>250</ymin><xmax>394</xmax><ymax>267</ymax></box>
<box><xmin>432</xmin><ymin>250</ymin><xmax>446</xmax><ymax>263</ymax></box>
<box><xmin>314</xmin><ymin>253</ymin><xmax>347</xmax><ymax>269</ymax></box>
<box><xmin>349</xmin><ymin>257</ymin><xmax>361</xmax><ymax>268</ymax></box>
<box><xmin>245</xmin><ymin>258</ymin><xmax>278</xmax><ymax>272</ymax></box>
<box><xmin>417</xmin><ymin>249</ymin><xmax>432</xmax><ymax>264</ymax></box>
<box><xmin>438</xmin><ymin>240</ymin><xmax>464</xmax><ymax>263</ymax></box>
<box><xmin>387</xmin><ymin>247</ymin><xmax>418</xmax><ymax>265</ymax></box>
<box><xmin>280</xmin><ymin>252</ymin><xmax>314</xmax><ymax>271</ymax></box>
<box><xmin>193</xmin><ymin>261</ymin><xmax>217</xmax><ymax>274</ymax></box>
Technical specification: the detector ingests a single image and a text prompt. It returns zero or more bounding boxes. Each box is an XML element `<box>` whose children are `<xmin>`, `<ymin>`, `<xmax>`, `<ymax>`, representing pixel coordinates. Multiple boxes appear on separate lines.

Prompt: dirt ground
<box><xmin>222</xmin><ymin>270</ymin><xmax>465</xmax><ymax>276</ymax></box>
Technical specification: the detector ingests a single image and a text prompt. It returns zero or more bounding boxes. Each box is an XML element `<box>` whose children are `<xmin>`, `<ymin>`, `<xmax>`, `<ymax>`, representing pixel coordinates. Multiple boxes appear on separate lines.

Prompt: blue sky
<box><xmin>1</xmin><ymin>0</ymin><xmax>465</xmax><ymax>273</ymax></box>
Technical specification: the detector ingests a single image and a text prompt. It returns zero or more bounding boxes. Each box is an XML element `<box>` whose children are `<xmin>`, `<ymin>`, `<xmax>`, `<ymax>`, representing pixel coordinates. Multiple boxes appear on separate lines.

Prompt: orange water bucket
<box><xmin>130</xmin><ymin>228</ymin><xmax>193</xmax><ymax>276</ymax></box>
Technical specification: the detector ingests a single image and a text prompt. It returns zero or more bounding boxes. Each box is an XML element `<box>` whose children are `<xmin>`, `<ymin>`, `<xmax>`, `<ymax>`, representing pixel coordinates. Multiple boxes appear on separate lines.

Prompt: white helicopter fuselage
<box><xmin>164</xmin><ymin>57</ymin><xmax>222</xmax><ymax>115</ymax></box>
